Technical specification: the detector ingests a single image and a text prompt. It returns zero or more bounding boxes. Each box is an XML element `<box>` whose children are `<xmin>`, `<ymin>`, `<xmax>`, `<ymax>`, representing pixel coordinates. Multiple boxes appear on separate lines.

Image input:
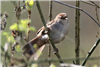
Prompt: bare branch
<box><xmin>81</xmin><ymin>38</ymin><xmax>100</xmax><ymax>66</ymax></box>
<box><xmin>75</xmin><ymin>1</ymin><xmax>80</xmax><ymax>65</ymax></box>
<box><xmin>53</xmin><ymin>0</ymin><xmax>100</xmax><ymax>27</ymax></box>
<box><xmin>95</xmin><ymin>7</ymin><xmax>99</xmax><ymax>23</ymax></box>
<box><xmin>90</xmin><ymin>1</ymin><xmax>100</xmax><ymax>8</ymax></box>
<box><xmin>81</xmin><ymin>1</ymin><xmax>98</xmax><ymax>7</ymax></box>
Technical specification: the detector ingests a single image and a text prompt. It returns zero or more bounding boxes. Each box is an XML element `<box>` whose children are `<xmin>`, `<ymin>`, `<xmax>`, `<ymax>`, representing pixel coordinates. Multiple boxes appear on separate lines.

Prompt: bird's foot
<box><xmin>53</xmin><ymin>48</ymin><xmax>59</xmax><ymax>54</ymax></box>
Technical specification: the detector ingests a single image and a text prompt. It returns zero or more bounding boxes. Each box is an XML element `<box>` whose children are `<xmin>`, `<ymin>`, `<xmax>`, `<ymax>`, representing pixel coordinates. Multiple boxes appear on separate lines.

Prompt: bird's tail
<box><xmin>22</xmin><ymin>36</ymin><xmax>46</xmax><ymax>60</ymax></box>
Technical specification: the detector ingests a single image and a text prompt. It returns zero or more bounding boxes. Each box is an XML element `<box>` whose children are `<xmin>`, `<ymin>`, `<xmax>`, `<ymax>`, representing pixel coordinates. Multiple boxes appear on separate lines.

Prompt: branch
<box><xmin>26</xmin><ymin>1</ymin><xmax>32</xmax><ymax>42</ymax></box>
<box><xmin>81</xmin><ymin>38</ymin><xmax>100</xmax><ymax>66</ymax></box>
<box><xmin>90</xmin><ymin>1</ymin><xmax>100</xmax><ymax>8</ymax></box>
<box><xmin>36</xmin><ymin>0</ymin><xmax>64</xmax><ymax>63</ymax></box>
<box><xmin>89</xmin><ymin>1</ymin><xmax>100</xmax><ymax>23</ymax></box>
<box><xmin>48</xmin><ymin>0</ymin><xmax>52</xmax><ymax>66</ymax></box>
<box><xmin>53</xmin><ymin>0</ymin><xmax>100</xmax><ymax>27</ymax></box>
<box><xmin>49</xmin><ymin>0</ymin><xmax>52</xmax><ymax>21</ymax></box>
<box><xmin>81</xmin><ymin>1</ymin><xmax>99</xmax><ymax>7</ymax></box>
<box><xmin>2</xmin><ymin>55</ymin><xmax>99</xmax><ymax>66</ymax></box>
<box><xmin>95</xmin><ymin>7</ymin><xmax>99</xmax><ymax>23</ymax></box>
<box><xmin>28</xmin><ymin>56</ymin><xmax>100</xmax><ymax>64</ymax></box>
<box><xmin>75</xmin><ymin>1</ymin><xmax>80</xmax><ymax>65</ymax></box>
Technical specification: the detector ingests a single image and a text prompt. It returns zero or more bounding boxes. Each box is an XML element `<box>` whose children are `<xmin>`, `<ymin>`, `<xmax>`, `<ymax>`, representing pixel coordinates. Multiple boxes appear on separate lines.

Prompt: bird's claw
<box><xmin>53</xmin><ymin>48</ymin><xmax>59</xmax><ymax>54</ymax></box>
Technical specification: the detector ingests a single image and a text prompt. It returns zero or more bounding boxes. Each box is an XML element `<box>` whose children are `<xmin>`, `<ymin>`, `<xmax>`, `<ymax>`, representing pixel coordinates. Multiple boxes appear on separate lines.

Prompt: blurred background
<box><xmin>1</xmin><ymin>1</ymin><xmax>100</xmax><ymax>67</ymax></box>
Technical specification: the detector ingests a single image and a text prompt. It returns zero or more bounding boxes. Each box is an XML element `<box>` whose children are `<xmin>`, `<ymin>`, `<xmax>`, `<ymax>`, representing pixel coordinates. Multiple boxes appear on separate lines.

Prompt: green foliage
<box><xmin>93</xmin><ymin>64</ymin><xmax>98</xmax><ymax>67</ymax></box>
<box><xmin>31</xmin><ymin>63</ymin><xmax>38</xmax><ymax>67</ymax></box>
<box><xmin>2</xmin><ymin>32</ymin><xmax>15</xmax><ymax>43</ymax></box>
<box><xmin>29</xmin><ymin>27</ymin><xmax>36</xmax><ymax>32</ymax></box>
<box><xmin>10</xmin><ymin>19</ymin><xmax>36</xmax><ymax>34</ymax></box>
<box><xmin>25</xmin><ymin>0</ymin><xmax>34</xmax><ymax>10</ymax></box>
<box><xmin>15</xmin><ymin>45</ymin><xmax>21</xmax><ymax>52</ymax></box>
<box><xmin>50</xmin><ymin>64</ymin><xmax>56</xmax><ymax>67</ymax></box>
<box><xmin>36</xmin><ymin>49</ymin><xmax>42</xmax><ymax>56</ymax></box>
<box><xmin>10</xmin><ymin>23</ymin><xmax>18</xmax><ymax>30</ymax></box>
<box><xmin>2</xmin><ymin>19</ymin><xmax>36</xmax><ymax>52</ymax></box>
<box><xmin>33</xmin><ymin>44</ymin><xmax>37</xmax><ymax>48</ymax></box>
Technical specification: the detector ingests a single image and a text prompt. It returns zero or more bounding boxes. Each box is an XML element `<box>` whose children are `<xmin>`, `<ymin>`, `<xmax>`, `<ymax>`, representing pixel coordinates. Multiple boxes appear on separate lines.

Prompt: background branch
<box><xmin>81</xmin><ymin>38</ymin><xmax>100</xmax><ymax>66</ymax></box>
<box><xmin>53</xmin><ymin>0</ymin><xmax>100</xmax><ymax>27</ymax></box>
<box><xmin>1</xmin><ymin>50</ymin><xmax>100</xmax><ymax>65</ymax></box>
<box><xmin>95</xmin><ymin>6</ymin><xmax>99</xmax><ymax>23</ymax></box>
<box><xmin>81</xmin><ymin>1</ymin><xmax>98</xmax><ymax>7</ymax></box>
<box><xmin>89</xmin><ymin>1</ymin><xmax>100</xmax><ymax>22</ymax></box>
<box><xmin>75</xmin><ymin>1</ymin><xmax>80</xmax><ymax>65</ymax></box>
<box><xmin>28</xmin><ymin>56</ymin><xmax>100</xmax><ymax>64</ymax></box>
<box><xmin>90</xmin><ymin>1</ymin><xmax>100</xmax><ymax>8</ymax></box>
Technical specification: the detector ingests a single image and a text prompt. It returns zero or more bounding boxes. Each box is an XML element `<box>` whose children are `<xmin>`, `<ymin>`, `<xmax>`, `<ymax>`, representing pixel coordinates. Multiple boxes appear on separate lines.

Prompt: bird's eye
<box><xmin>60</xmin><ymin>16</ymin><xmax>67</xmax><ymax>19</ymax></box>
<box><xmin>60</xmin><ymin>17</ymin><xmax>64</xmax><ymax>19</ymax></box>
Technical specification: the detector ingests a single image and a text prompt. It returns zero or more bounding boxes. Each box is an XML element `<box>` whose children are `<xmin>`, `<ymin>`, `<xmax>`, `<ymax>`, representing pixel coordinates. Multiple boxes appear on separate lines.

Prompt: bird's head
<box><xmin>55</xmin><ymin>13</ymin><xmax>68</xmax><ymax>20</ymax></box>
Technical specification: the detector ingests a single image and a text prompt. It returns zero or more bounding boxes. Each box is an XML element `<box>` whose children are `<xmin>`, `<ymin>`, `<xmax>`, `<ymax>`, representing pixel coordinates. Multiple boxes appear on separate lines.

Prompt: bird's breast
<box><xmin>49</xmin><ymin>22</ymin><xmax>69</xmax><ymax>43</ymax></box>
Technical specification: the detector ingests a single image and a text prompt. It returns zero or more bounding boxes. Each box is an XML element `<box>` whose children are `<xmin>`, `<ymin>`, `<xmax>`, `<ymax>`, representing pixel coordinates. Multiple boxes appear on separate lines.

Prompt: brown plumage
<box><xmin>22</xmin><ymin>13</ymin><xmax>69</xmax><ymax>60</ymax></box>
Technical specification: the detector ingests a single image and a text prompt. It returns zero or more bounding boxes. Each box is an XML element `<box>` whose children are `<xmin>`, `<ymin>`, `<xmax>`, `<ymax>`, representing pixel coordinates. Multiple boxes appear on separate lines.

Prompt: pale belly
<box><xmin>49</xmin><ymin>23</ymin><xmax>69</xmax><ymax>43</ymax></box>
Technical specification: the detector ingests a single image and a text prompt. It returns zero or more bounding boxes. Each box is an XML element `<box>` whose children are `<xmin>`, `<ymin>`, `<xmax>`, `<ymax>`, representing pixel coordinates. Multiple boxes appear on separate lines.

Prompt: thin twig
<box><xmin>27</xmin><ymin>23</ymin><xmax>30</xmax><ymax>42</ymax></box>
<box><xmin>36</xmin><ymin>0</ymin><xmax>64</xmax><ymax>63</ymax></box>
<box><xmin>95</xmin><ymin>7</ymin><xmax>99</xmax><ymax>23</ymax></box>
<box><xmin>75</xmin><ymin>1</ymin><xmax>80</xmax><ymax>65</ymax></box>
<box><xmin>90</xmin><ymin>1</ymin><xmax>100</xmax><ymax>8</ymax></box>
<box><xmin>89</xmin><ymin>1</ymin><xmax>100</xmax><ymax>23</ymax></box>
<box><xmin>28</xmin><ymin>56</ymin><xmax>100</xmax><ymax>64</ymax></box>
<box><xmin>26</xmin><ymin>10</ymin><xmax>31</xmax><ymax>42</ymax></box>
<box><xmin>53</xmin><ymin>0</ymin><xmax>100</xmax><ymax>27</ymax></box>
<box><xmin>1</xmin><ymin>52</ymin><xmax>100</xmax><ymax>65</ymax></box>
<box><xmin>80</xmin><ymin>0</ymin><xmax>95</xmax><ymax>6</ymax></box>
<box><xmin>49</xmin><ymin>0</ymin><xmax>52</xmax><ymax>21</ymax></box>
<box><xmin>48</xmin><ymin>0</ymin><xmax>52</xmax><ymax>66</ymax></box>
<box><xmin>81</xmin><ymin>38</ymin><xmax>100</xmax><ymax>66</ymax></box>
<box><xmin>11</xmin><ymin>1</ymin><xmax>21</xmax><ymax>65</ymax></box>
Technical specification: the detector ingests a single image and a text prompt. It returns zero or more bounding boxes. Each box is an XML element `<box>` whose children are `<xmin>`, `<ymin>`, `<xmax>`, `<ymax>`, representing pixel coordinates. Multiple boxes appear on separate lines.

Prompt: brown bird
<box><xmin>22</xmin><ymin>13</ymin><xmax>69</xmax><ymax>60</ymax></box>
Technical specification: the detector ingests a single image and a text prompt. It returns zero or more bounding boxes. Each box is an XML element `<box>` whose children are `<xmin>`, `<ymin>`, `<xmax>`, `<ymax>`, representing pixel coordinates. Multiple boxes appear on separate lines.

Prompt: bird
<box><xmin>22</xmin><ymin>13</ymin><xmax>69</xmax><ymax>60</ymax></box>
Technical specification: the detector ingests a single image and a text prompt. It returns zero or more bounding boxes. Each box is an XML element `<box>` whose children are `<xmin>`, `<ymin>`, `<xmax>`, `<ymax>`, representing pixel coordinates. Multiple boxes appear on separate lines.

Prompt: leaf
<box><xmin>8</xmin><ymin>36</ymin><xmax>15</xmax><ymax>43</ymax></box>
<box><xmin>20</xmin><ymin>19</ymin><xmax>31</xmax><ymax>25</ymax></box>
<box><xmin>31</xmin><ymin>63</ymin><xmax>38</xmax><ymax>67</ymax></box>
<box><xmin>25</xmin><ymin>0</ymin><xmax>34</xmax><ymax>8</ymax></box>
<box><xmin>10</xmin><ymin>23</ymin><xmax>18</xmax><ymax>30</ymax></box>
<box><xmin>18</xmin><ymin>24</ymin><xmax>26</xmax><ymax>31</ymax></box>
<box><xmin>2</xmin><ymin>32</ymin><xmax>15</xmax><ymax>43</ymax></box>
<box><xmin>50</xmin><ymin>64</ymin><xmax>56</xmax><ymax>67</ymax></box>
<box><xmin>2</xmin><ymin>32</ymin><xmax>9</xmax><ymax>38</ymax></box>
<box><xmin>15</xmin><ymin>45</ymin><xmax>21</xmax><ymax>52</ymax></box>
<box><xmin>93</xmin><ymin>64</ymin><xmax>98</xmax><ymax>67</ymax></box>
<box><xmin>29</xmin><ymin>27</ymin><xmax>36</xmax><ymax>32</ymax></box>
<box><xmin>33</xmin><ymin>44</ymin><xmax>37</xmax><ymax>49</ymax></box>
<box><xmin>9</xmin><ymin>19</ymin><xmax>35</xmax><ymax>34</ymax></box>
<box><xmin>25</xmin><ymin>0</ymin><xmax>34</xmax><ymax>11</ymax></box>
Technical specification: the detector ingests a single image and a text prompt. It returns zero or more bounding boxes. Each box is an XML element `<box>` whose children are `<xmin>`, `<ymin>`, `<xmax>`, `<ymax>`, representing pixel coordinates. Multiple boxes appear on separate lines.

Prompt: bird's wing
<box><xmin>36</xmin><ymin>26</ymin><xmax>45</xmax><ymax>36</ymax></box>
<box><xmin>46</xmin><ymin>19</ymin><xmax>55</xmax><ymax>27</ymax></box>
<box><xmin>36</xmin><ymin>19</ymin><xmax>55</xmax><ymax>36</ymax></box>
